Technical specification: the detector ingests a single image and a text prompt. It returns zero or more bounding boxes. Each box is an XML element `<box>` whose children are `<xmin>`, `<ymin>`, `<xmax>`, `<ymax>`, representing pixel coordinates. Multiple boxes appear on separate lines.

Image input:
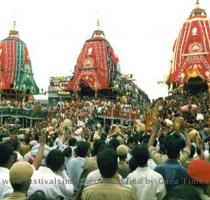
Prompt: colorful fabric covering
<box><xmin>0</xmin><ymin>34</ymin><xmax>39</xmax><ymax>94</ymax></box>
<box><xmin>67</xmin><ymin>35</ymin><xmax>119</xmax><ymax>91</ymax></box>
<box><xmin>168</xmin><ymin>6</ymin><xmax>210</xmax><ymax>84</ymax></box>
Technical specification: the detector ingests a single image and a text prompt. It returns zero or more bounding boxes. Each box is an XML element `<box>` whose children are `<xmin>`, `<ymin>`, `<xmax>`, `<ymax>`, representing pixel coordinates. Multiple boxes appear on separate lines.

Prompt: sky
<box><xmin>0</xmin><ymin>0</ymin><xmax>208</xmax><ymax>100</ymax></box>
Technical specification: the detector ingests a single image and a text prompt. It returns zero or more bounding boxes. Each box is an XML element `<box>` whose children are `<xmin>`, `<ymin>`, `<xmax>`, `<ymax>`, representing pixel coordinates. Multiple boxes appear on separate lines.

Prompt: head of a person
<box><xmin>163</xmin><ymin>185</ymin><xmax>202</xmax><ymax>200</ymax></box>
<box><xmin>24</xmin><ymin>134</ymin><xmax>31</xmax><ymax>145</ymax></box>
<box><xmin>68</xmin><ymin>137</ymin><xmax>77</xmax><ymax>146</ymax></box>
<box><xmin>10</xmin><ymin>137</ymin><xmax>20</xmax><ymax>151</ymax></box>
<box><xmin>27</xmin><ymin>190</ymin><xmax>47</xmax><ymax>200</ymax></box>
<box><xmin>74</xmin><ymin>141</ymin><xmax>89</xmax><ymax>158</ymax></box>
<box><xmin>100</xmin><ymin>133</ymin><xmax>107</xmax><ymax>141</ymax></box>
<box><xmin>187</xmin><ymin>159</ymin><xmax>210</xmax><ymax>187</ymax></box>
<box><xmin>92</xmin><ymin>139</ymin><xmax>105</xmax><ymax>156</ymax></box>
<box><xmin>63</xmin><ymin>147</ymin><xmax>72</xmax><ymax>158</ymax></box>
<box><xmin>159</xmin><ymin>144</ymin><xmax>166</xmax><ymax>154</ymax></box>
<box><xmin>0</xmin><ymin>142</ymin><xmax>16</xmax><ymax>168</ymax></box>
<box><xmin>172</xmin><ymin>132</ymin><xmax>186</xmax><ymax>149</ymax></box>
<box><xmin>128</xmin><ymin>157</ymin><xmax>138</xmax><ymax>172</ymax></box>
<box><xmin>97</xmin><ymin>148</ymin><xmax>118</xmax><ymax>178</ymax></box>
<box><xmin>141</xmin><ymin>135</ymin><xmax>150</xmax><ymax>144</ymax></box>
<box><xmin>127</xmin><ymin>136</ymin><xmax>138</xmax><ymax>150</ymax></box>
<box><xmin>97</xmin><ymin>144</ymin><xmax>112</xmax><ymax>154</ymax></box>
<box><xmin>165</xmin><ymin>135</ymin><xmax>181</xmax><ymax>159</ymax></box>
<box><xmin>116</xmin><ymin>145</ymin><xmax>128</xmax><ymax>161</ymax></box>
<box><xmin>132</xmin><ymin>144</ymin><xmax>149</xmax><ymax>167</ymax></box>
<box><xmin>46</xmin><ymin>149</ymin><xmax>65</xmax><ymax>172</ymax></box>
<box><xmin>109</xmin><ymin>138</ymin><xmax>120</xmax><ymax>151</ymax></box>
<box><xmin>10</xmin><ymin>161</ymin><xmax>33</xmax><ymax>193</ymax></box>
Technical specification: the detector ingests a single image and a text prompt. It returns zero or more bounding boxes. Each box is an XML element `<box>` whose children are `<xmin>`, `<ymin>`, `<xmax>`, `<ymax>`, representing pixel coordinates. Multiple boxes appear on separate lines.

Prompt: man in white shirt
<box><xmin>28</xmin><ymin>149</ymin><xmax>74</xmax><ymax>200</ymax></box>
<box><xmin>127</xmin><ymin>144</ymin><xmax>166</xmax><ymax>200</ymax></box>
<box><xmin>66</xmin><ymin>141</ymin><xmax>89</xmax><ymax>192</ymax></box>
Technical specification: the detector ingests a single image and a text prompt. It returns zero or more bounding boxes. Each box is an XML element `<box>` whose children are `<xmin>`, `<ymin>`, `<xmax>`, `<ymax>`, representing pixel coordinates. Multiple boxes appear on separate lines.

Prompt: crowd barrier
<box><xmin>0</xmin><ymin>107</ymin><xmax>48</xmax><ymax>119</ymax></box>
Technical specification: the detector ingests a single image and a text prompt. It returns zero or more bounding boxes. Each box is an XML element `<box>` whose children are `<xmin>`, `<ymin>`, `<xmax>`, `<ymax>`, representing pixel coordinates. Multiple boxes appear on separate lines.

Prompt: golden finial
<box><xmin>92</xmin><ymin>11</ymin><xmax>105</xmax><ymax>37</ymax></box>
<box><xmin>12</xmin><ymin>21</ymin><xmax>16</xmax><ymax>31</ymax></box>
<box><xmin>9</xmin><ymin>20</ymin><xmax>18</xmax><ymax>36</ymax></box>
<box><xmin>190</xmin><ymin>0</ymin><xmax>206</xmax><ymax>17</ymax></box>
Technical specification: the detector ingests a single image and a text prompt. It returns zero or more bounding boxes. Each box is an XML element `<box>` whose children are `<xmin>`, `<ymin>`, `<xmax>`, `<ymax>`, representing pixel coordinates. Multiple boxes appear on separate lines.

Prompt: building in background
<box><xmin>48</xmin><ymin>76</ymin><xmax>71</xmax><ymax>104</ymax></box>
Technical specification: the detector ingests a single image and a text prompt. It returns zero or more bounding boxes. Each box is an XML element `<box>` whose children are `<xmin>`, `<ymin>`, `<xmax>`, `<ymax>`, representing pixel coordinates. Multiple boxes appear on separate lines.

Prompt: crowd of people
<box><xmin>0</xmin><ymin>100</ymin><xmax>43</xmax><ymax>111</ymax></box>
<box><xmin>0</xmin><ymin>91</ymin><xmax>209</xmax><ymax>200</ymax></box>
<box><xmin>48</xmin><ymin>96</ymin><xmax>146</xmax><ymax>120</ymax></box>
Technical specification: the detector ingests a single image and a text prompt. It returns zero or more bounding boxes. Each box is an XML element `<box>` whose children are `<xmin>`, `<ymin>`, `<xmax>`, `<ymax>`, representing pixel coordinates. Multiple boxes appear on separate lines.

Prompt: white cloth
<box><xmin>28</xmin><ymin>166</ymin><xmax>74</xmax><ymax>200</ymax></box>
<box><xmin>147</xmin><ymin>159</ymin><xmax>157</xmax><ymax>170</ymax></box>
<box><xmin>85</xmin><ymin>169</ymin><xmax>123</xmax><ymax>187</ymax></box>
<box><xmin>204</xmin><ymin>150</ymin><xmax>209</xmax><ymax>160</ymax></box>
<box><xmin>30</xmin><ymin>144</ymin><xmax>51</xmax><ymax>157</ymax></box>
<box><xmin>0</xmin><ymin>167</ymin><xmax>13</xmax><ymax>199</ymax></box>
<box><xmin>85</xmin><ymin>169</ymin><xmax>102</xmax><ymax>186</ymax></box>
<box><xmin>15</xmin><ymin>151</ymin><xmax>23</xmax><ymax>161</ymax></box>
<box><xmin>97</xmin><ymin>107</ymin><xmax>102</xmax><ymax>114</ymax></box>
<box><xmin>77</xmin><ymin>120</ymin><xmax>85</xmax><ymax>128</ymax></box>
<box><xmin>66</xmin><ymin>157</ymin><xmax>85</xmax><ymax>191</ymax></box>
<box><xmin>127</xmin><ymin>154</ymin><xmax>157</xmax><ymax>171</ymax></box>
<box><xmin>126</xmin><ymin>151</ymin><xmax>132</xmax><ymax>162</ymax></box>
<box><xmin>127</xmin><ymin>166</ymin><xmax>166</xmax><ymax>200</ymax></box>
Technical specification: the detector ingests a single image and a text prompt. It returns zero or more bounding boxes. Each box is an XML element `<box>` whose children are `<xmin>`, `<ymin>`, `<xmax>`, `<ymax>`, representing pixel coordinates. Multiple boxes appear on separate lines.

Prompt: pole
<box><xmin>95</xmin><ymin>90</ymin><xmax>98</xmax><ymax>98</ymax></box>
<box><xmin>111</xmin><ymin>108</ymin><xmax>114</xmax><ymax>125</ymax></box>
<box><xmin>30</xmin><ymin>119</ymin><xmax>32</xmax><ymax>127</ymax></box>
<box><xmin>103</xmin><ymin>117</ymin><xmax>106</xmax><ymax>127</ymax></box>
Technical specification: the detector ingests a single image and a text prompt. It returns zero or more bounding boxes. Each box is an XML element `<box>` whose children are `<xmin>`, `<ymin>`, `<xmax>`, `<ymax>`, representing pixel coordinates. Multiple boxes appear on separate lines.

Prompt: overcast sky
<box><xmin>0</xmin><ymin>0</ymin><xmax>208</xmax><ymax>99</ymax></box>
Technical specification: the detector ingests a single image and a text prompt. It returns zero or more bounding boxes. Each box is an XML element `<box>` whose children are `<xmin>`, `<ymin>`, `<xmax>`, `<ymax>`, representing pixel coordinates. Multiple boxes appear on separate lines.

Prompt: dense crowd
<box><xmin>0</xmin><ymin>100</ymin><xmax>43</xmax><ymax>111</ymax></box>
<box><xmin>0</xmin><ymin>97</ymin><xmax>145</xmax><ymax>121</ymax></box>
<box><xmin>0</xmin><ymin>92</ymin><xmax>209</xmax><ymax>200</ymax></box>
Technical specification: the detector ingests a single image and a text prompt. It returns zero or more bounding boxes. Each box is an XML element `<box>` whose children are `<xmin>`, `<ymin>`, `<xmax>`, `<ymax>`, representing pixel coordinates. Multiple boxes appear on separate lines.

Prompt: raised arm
<box><xmin>179</xmin><ymin>122</ymin><xmax>191</xmax><ymax>164</ymax></box>
<box><xmin>148</xmin><ymin>121</ymin><xmax>160</xmax><ymax>147</ymax></box>
<box><xmin>182</xmin><ymin>122</ymin><xmax>191</xmax><ymax>148</ymax></box>
<box><xmin>32</xmin><ymin>129</ymin><xmax>46</xmax><ymax>169</ymax></box>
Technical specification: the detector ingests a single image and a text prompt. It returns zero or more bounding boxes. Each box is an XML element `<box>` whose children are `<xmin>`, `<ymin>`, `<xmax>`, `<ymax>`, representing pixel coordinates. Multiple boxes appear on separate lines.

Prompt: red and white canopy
<box><xmin>67</xmin><ymin>24</ymin><xmax>119</xmax><ymax>92</ymax></box>
<box><xmin>168</xmin><ymin>4</ymin><xmax>210</xmax><ymax>84</ymax></box>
